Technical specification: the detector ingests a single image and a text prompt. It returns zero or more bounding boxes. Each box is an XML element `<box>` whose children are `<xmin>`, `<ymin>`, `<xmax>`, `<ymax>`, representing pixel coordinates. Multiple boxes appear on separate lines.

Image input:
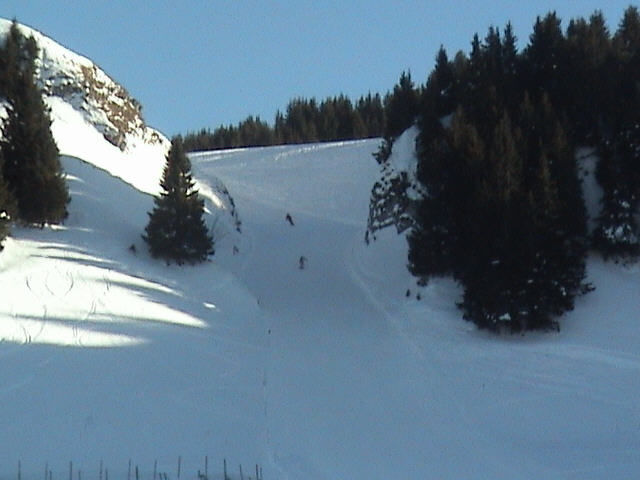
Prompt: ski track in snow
<box><xmin>195</xmin><ymin>140</ymin><xmax>549</xmax><ymax>479</ymax></box>
<box><xmin>0</xmin><ymin>133</ymin><xmax>639</xmax><ymax>479</ymax></box>
<box><xmin>345</xmin><ymin>236</ymin><xmax>553</xmax><ymax>479</ymax></box>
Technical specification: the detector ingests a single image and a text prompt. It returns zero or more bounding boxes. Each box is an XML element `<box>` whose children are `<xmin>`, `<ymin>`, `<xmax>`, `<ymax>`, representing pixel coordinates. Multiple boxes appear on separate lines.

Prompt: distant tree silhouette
<box><xmin>384</xmin><ymin>71</ymin><xmax>419</xmax><ymax>141</ymax></box>
<box><xmin>182</xmin><ymin>93</ymin><xmax>386</xmax><ymax>152</ymax></box>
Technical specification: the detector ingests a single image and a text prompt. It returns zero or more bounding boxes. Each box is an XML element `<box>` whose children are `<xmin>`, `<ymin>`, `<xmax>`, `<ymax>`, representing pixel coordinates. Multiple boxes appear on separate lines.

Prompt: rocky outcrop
<box><xmin>366</xmin><ymin>127</ymin><xmax>424</xmax><ymax>242</ymax></box>
<box><xmin>1</xmin><ymin>18</ymin><xmax>166</xmax><ymax>152</ymax></box>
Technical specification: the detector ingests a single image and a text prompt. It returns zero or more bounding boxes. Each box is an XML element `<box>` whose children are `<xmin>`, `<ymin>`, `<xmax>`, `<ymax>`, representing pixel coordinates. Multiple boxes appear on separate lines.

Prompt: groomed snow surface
<box><xmin>0</xmin><ymin>105</ymin><xmax>639</xmax><ymax>479</ymax></box>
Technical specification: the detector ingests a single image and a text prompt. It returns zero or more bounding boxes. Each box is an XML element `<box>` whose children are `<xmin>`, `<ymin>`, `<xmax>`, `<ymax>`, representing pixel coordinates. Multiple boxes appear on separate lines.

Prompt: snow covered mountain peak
<box><xmin>0</xmin><ymin>18</ymin><xmax>240</xmax><ymax>262</ymax></box>
<box><xmin>0</xmin><ymin>18</ymin><xmax>175</xmax><ymax>196</ymax></box>
<box><xmin>0</xmin><ymin>18</ymin><xmax>165</xmax><ymax>153</ymax></box>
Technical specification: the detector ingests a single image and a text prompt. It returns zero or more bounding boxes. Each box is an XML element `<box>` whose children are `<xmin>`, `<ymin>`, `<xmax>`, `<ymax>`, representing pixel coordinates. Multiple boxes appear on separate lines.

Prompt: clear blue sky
<box><xmin>0</xmin><ymin>1</ymin><xmax>634</xmax><ymax>137</ymax></box>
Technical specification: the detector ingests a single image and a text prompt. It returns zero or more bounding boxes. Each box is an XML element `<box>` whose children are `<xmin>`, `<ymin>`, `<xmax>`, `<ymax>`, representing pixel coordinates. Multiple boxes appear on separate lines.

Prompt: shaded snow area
<box><xmin>577</xmin><ymin>147</ymin><xmax>603</xmax><ymax>234</ymax></box>
<box><xmin>46</xmin><ymin>96</ymin><xmax>168</xmax><ymax>195</ymax></box>
<box><xmin>1</xmin><ymin>125</ymin><xmax>639</xmax><ymax>480</ymax></box>
<box><xmin>366</xmin><ymin>127</ymin><xmax>425</xmax><ymax>238</ymax></box>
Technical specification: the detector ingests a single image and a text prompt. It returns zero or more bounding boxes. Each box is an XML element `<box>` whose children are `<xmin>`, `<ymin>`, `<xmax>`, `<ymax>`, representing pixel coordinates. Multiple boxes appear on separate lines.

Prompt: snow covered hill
<box><xmin>0</xmin><ymin>18</ymin><xmax>241</xmax><ymax>237</ymax></box>
<box><xmin>2</xmin><ymin>130</ymin><xmax>639</xmax><ymax>479</ymax></box>
<box><xmin>0</xmin><ymin>18</ymin><xmax>165</xmax><ymax>153</ymax></box>
<box><xmin>0</xmin><ymin>18</ymin><xmax>639</xmax><ymax>480</ymax></box>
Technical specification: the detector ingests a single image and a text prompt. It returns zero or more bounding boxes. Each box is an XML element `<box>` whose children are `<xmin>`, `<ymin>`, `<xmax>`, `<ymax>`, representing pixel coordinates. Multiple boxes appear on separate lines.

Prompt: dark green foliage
<box><xmin>184</xmin><ymin>116</ymin><xmax>275</xmax><ymax>151</ymax></box>
<box><xmin>383</xmin><ymin>71</ymin><xmax>419</xmax><ymax>141</ymax></box>
<box><xmin>521</xmin><ymin>13</ymin><xmax>568</xmax><ymax>104</ymax></box>
<box><xmin>143</xmin><ymin>137</ymin><xmax>214</xmax><ymax>264</ymax></box>
<box><xmin>0</xmin><ymin>111</ymin><xmax>17</xmax><ymax>250</ymax></box>
<box><xmin>564</xmin><ymin>12</ymin><xmax>613</xmax><ymax>142</ymax></box>
<box><xmin>410</xmin><ymin>99</ymin><xmax>588</xmax><ymax>331</ymax></box>
<box><xmin>0</xmin><ymin>20</ymin><xmax>69</xmax><ymax>226</ymax></box>
<box><xmin>592</xmin><ymin>122</ymin><xmax>640</xmax><ymax>259</ymax></box>
<box><xmin>409</xmin><ymin>108</ymin><xmax>483</xmax><ymax>278</ymax></box>
<box><xmin>613</xmin><ymin>6</ymin><xmax>640</xmax><ymax>59</ymax></box>
<box><xmin>407</xmin><ymin>12</ymin><xmax>604</xmax><ymax>332</ymax></box>
<box><xmin>356</xmin><ymin>93</ymin><xmax>385</xmax><ymax>138</ymax></box>
<box><xmin>421</xmin><ymin>46</ymin><xmax>456</xmax><ymax>119</ymax></box>
<box><xmin>182</xmin><ymin>93</ymin><xmax>385</xmax><ymax>152</ymax></box>
<box><xmin>0</xmin><ymin>168</ymin><xmax>14</xmax><ymax>249</ymax></box>
<box><xmin>0</xmin><ymin>19</ymin><xmax>37</xmax><ymax>100</ymax></box>
<box><xmin>590</xmin><ymin>6</ymin><xmax>640</xmax><ymax>260</ymax></box>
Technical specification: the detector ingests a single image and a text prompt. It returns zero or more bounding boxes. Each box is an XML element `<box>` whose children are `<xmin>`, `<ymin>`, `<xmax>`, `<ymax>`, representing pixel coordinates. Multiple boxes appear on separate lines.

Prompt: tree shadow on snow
<box><xmin>2</xmin><ymin>157</ymin><xmax>249</xmax><ymax>348</ymax></box>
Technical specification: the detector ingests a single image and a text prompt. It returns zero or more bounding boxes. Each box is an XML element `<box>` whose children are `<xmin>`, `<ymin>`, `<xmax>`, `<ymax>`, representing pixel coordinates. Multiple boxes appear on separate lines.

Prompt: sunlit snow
<box><xmin>0</xmin><ymin>19</ymin><xmax>638</xmax><ymax>480</ymax></box>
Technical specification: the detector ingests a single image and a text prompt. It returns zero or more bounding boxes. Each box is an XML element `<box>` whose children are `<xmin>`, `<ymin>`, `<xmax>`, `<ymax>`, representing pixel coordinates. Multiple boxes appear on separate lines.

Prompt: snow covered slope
<box><xmin>0</xmin><ymin>151</ymin><xmax>266</xmax><ymax>472</ymax></box>
<box><xmin>0</xmin><ymin>18</ymin><xmax>241</xmax><ymax>237</ymax></box>
<box><xmin>197</xmin><ymin>141</ymin><xmax>639</xmax><ymax>479</ymax></box>
<box><xmin>0</xmin><ymin>18</ymin><xmax>175</xmax><ymax>197</ymax></box>
<box><xmin>0</xmin><ymin>18</ymin><xmax>638</xmax><ymax>480</ymax></box>
<box><xmin>1</xmin><ymin>131</ymin><xmax>639</xmax><ymax>479</ymax></box>
<box><xmin>0</xmin><ymin>18</ymin><xmax>165</xmax><ymax>154</ymax></box>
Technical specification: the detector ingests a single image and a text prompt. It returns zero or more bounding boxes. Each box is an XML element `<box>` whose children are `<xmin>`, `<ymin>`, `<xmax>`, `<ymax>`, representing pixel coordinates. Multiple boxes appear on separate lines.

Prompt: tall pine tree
<box><xmin>0</xmin><ymin>21</ymin><xmax>68</xmax><ymax>225</ymax></box>
<box><xmin>143</xmin><ymin>137</ymin><xmax>214</xmax><ymax>264</ymax></box>
<box><xmin>384</xmin><ymin>71</ymin><xmax>419</xmax><ymax>141</ymax></box>
<box><xmin>591</xmin><ymin>6</ymin><xmax>640</xmax><ymax>260</ymax></box>
<box><xmin>0</xmin><ymin>167</ymin><xmax>14</xmax><ymax>250</ymax></box>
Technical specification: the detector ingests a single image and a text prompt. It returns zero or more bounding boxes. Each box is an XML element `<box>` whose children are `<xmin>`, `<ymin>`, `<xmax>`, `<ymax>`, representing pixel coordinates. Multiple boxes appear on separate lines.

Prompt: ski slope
<box><xmin>0</xmin><ymin>114</ymin><xmax>639</xmax><ymax>479</ymax></box>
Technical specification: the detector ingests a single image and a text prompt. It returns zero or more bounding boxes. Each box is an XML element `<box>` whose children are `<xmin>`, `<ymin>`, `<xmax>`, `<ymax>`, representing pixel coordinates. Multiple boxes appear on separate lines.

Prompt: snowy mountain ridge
<box><xmin>0</xmin><ymin>18</ymin><xmax>163</xmax><ymax>152</ymax></box>
<box><xmin>0</xmin><ymin>18</ymin><xmax>240</xmax><ymax>238</ymax></box>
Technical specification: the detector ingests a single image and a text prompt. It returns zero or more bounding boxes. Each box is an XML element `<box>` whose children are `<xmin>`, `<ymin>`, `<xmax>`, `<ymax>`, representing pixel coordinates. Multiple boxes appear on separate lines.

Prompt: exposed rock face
<box><xmin>366</xmin><ymin>160</ymin><xmax>414</xmax><ymax>240</ymax></box>
<box><xmin>0</xmin><ymin>18</ymin><xmax>166</xmax><ymax>151</ymax></box>
<box><xmin>41</xmin><ymin>62</ymin><xmax>147</xmax><ymax>150</ymax></box>
<box><xmin>366</xmin><ymin>127</ymin><xmax>424</xmax><ymax>242</ymax></box>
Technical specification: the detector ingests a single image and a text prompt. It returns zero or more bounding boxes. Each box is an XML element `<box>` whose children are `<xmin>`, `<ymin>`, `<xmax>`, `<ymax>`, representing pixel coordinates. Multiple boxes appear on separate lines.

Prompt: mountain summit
<box><xmin>0</xmin><ymin>18</ymin><xmax>172</xmax><ymax>197</ymax></box>
<box><xmin>0</xmin><ymin>18</ymin><xmax>165</xmax><ymax>152</ymax></box>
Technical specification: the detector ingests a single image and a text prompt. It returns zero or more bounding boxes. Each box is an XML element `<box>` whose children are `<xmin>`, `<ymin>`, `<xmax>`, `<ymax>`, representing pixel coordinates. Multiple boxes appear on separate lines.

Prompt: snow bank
<box><xmin>48</xmin><ymin>97</ymin><xmax>167</xmax><ymax>195</ymax></box>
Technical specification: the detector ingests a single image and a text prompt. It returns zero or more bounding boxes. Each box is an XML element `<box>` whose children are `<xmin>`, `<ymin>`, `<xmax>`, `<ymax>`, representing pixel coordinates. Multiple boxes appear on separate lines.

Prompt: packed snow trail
<box><xmin>0</xmin><ymin>137</ymin><xmax>638</xmax><ymax>479</ymax></box>
<box><xmin>193</xmin><ymin>141</ymin><xmax>543</xmax><ymax>480</ymax></box>
<box><xmin>0</xmin><ymin>16</ymin><xmax>637</xmax><ymax>478</ymax></box>
<box><xmin>193</xmin><ymin>140</ymin><xmax>640</xmax><ymax>480</ymax></box>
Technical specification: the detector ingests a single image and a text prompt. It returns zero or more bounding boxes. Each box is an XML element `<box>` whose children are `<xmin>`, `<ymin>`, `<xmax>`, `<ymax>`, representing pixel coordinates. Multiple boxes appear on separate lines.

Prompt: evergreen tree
<box><xmin>610</xmin><ymin>7</ymin><xmax>640</xmax><ymax>128</ymax></box>
<box><xmin>456</xmin><ymin>110</ymin><xmax>527</xmax><ymax>330</ymax></box>
<box><xmin>0</xmin><ymin>167</ymin><xmax>15</xmax><ymax>250</ymax></box>
<box><xmin>409</xmin><ymin>107</ymin><xmax>486</xmax><ymax>279</ymax></box>
<box><xmin>356</xmin><ymin>93</ymin><xmax>385</xmax><ymax>138</ymax></box>
<box><xmin>593</xmin><ymin>122</ymin><xmax>640</xmax><ymax>259</ymax></box>
<box><xmin>332</xmin><ymin>95</ymin><xmax>358</xmax><ymax>140</ymax></box>
<box><xmin>565</xmin><ymin>12</ymin><xmax>613</xmax><ymax>142</ymax></box>
<box><xmin>591</xmin><ymin>8</ymin><xmax>640</xmax><ymax>259</ymax></box>
<box><xmin>522</xmin><ymin>12</ymin><xmax>568</xmax><ymax>106</ymax></box>
<box><xmin>613</xmin><ymin>6</ymin><xmax>640</xmax><ymax>59</ymax></box>
<box><xmin>143</xmin><ymin>137</ymin><xmax>214</xmax><ymax>264</ymax></box>
<box><xmin>410</xmin><ymin>86</ymin><xmax>588</xmax><ymax>332</ymax></box>
<box><xmin>421</xmin><ymin>46</ymin><xmax>455</xmax><ymax>118</ymax></box>
<box><xmin>0</xmin><ymin>19</ymin><xmax>37</xmax><ymax>99</ymax></box>
<box><xmin>0</xmin><ymin>21</ymin><xmax>69</xmax><ymax>225</ymax></box>
<box><xmin>384</xmin><ymin>71</ymin><xmax>419</xmax><ymax>141</ymax></box>
<box><xmin>456</xmin><ymin>102</ymin><xmax>587</xmax><ymax>331</ymax></box>
<box><xmin>0</xmin><ymin>113</ymin><xmax>17</xmax><ymax>250</ymax></box>
<box><xmin>182</xmin><ymin>90</ymin><xmax>386</xmax><ymax>152</ymax></box>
